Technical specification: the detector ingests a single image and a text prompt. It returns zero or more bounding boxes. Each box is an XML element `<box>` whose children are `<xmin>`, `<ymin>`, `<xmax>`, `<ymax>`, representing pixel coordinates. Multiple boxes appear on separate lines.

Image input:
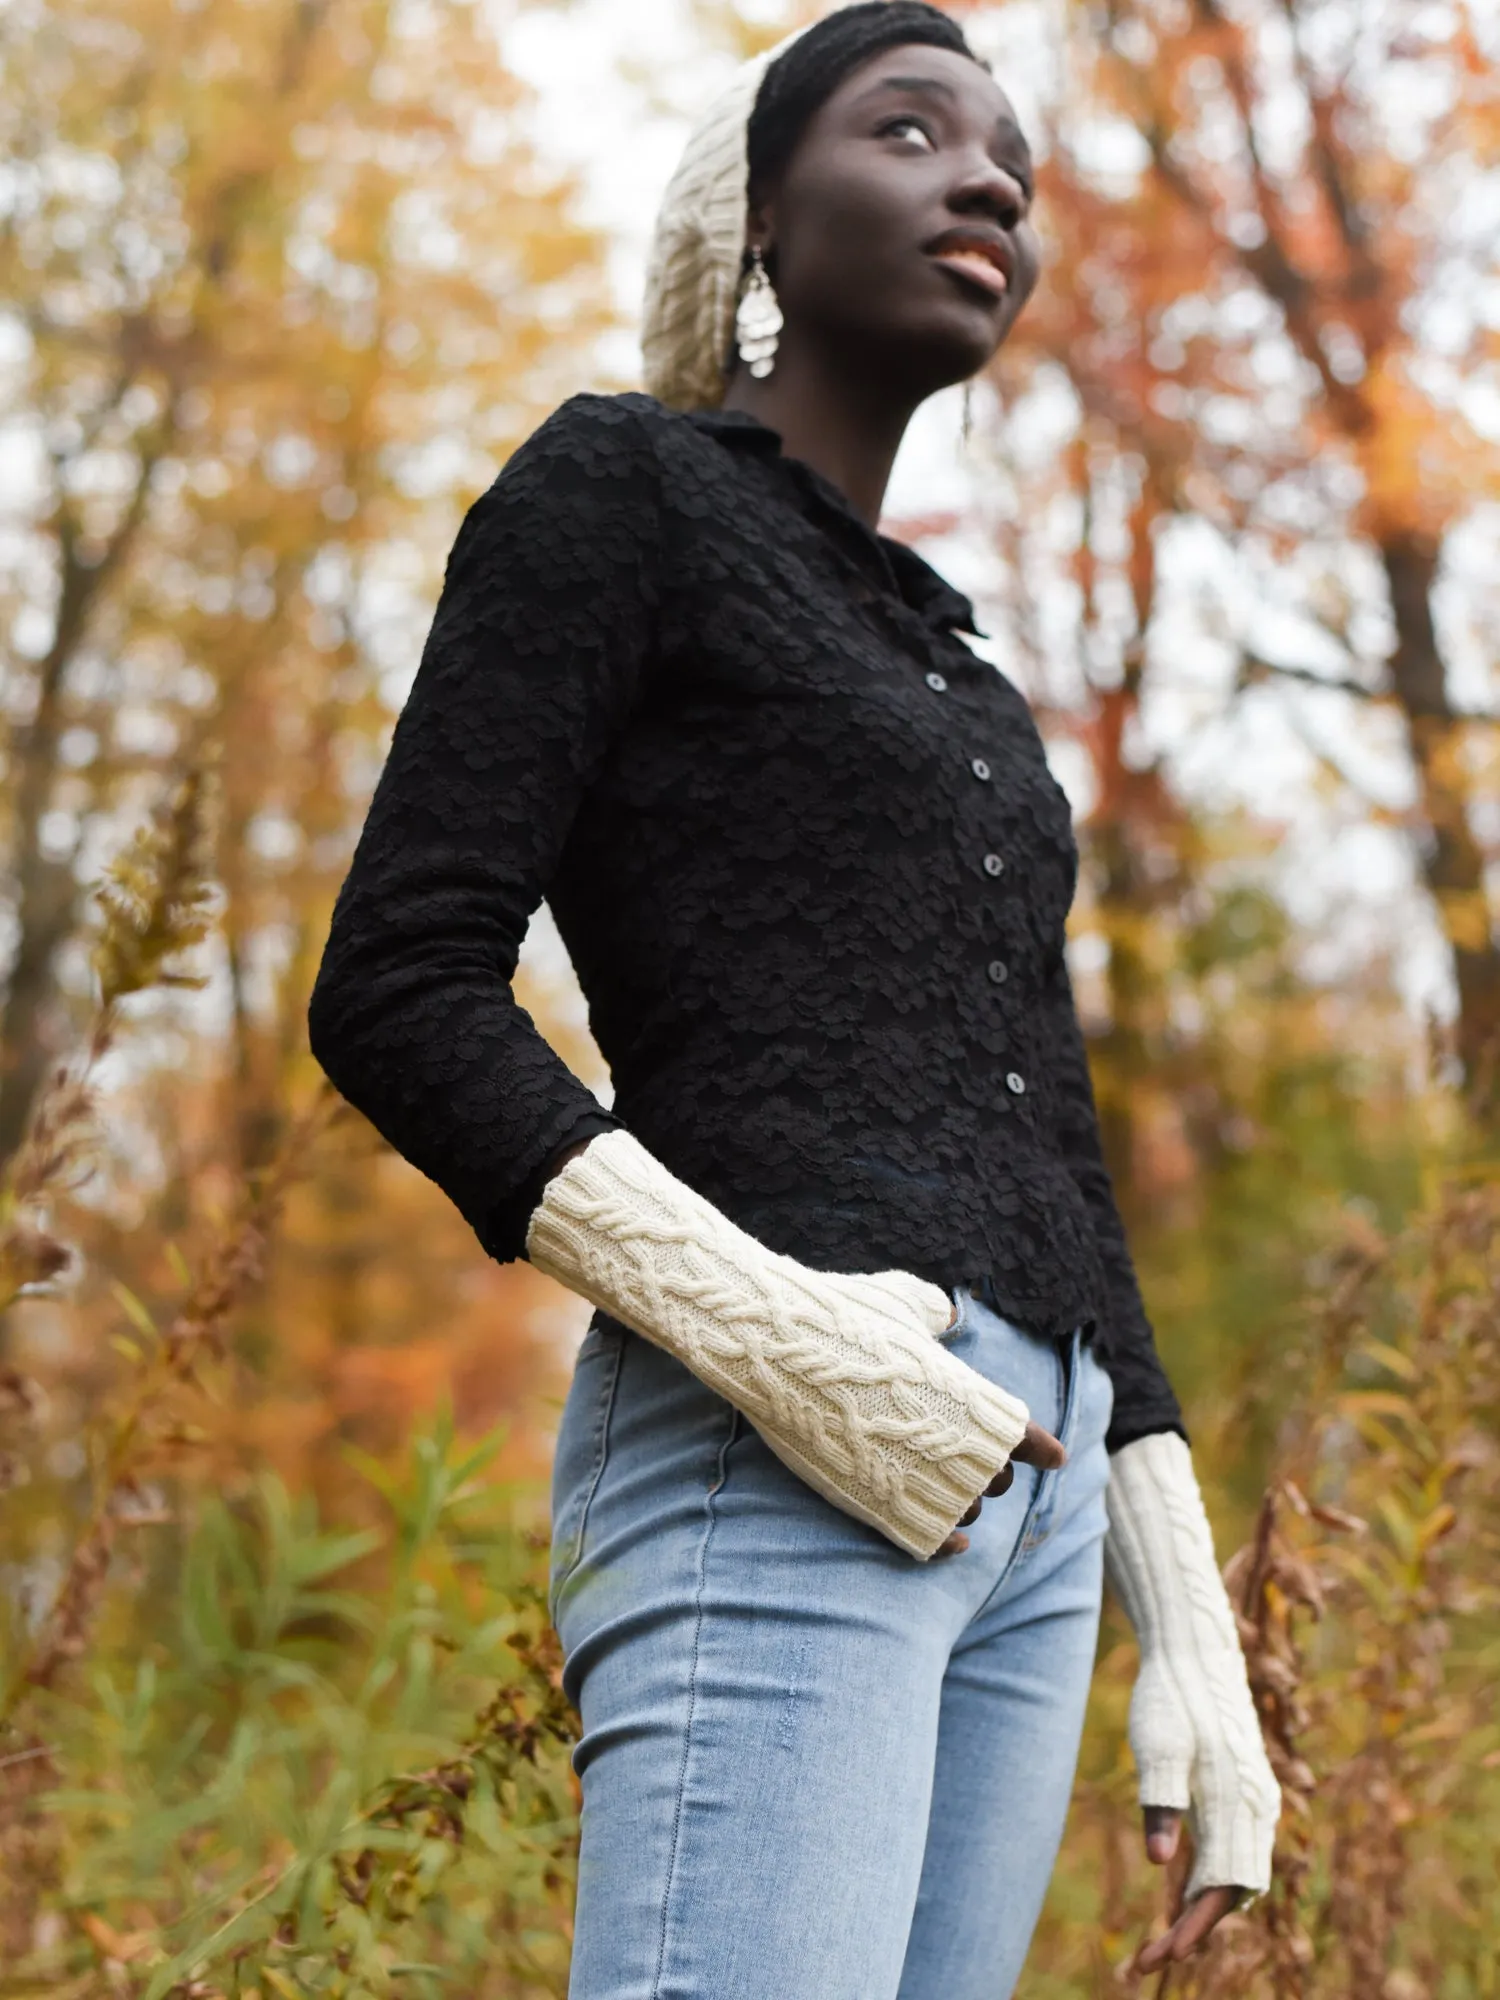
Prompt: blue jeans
<box><xmin>548</xmin><ymin>1280</ymin><xmax>1115</xmax><ymax>2000</ymax></box>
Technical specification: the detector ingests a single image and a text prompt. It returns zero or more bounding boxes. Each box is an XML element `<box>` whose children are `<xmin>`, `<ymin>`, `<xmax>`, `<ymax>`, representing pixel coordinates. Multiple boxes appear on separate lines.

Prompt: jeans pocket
<box><xmin>1073</xmin><ymin>1336</ymin><xmax>1115</xmax><ymax>1455</ymax></box>
<box><xmin>1057</xmin><ymin>1329</ymin><xmax>1083</xmax><ymax>1455</ymax></box>
<box><xmin>548</xmin><ymin>1320</ymin><xmax>625</xmax><ymax>1625</ymax></box>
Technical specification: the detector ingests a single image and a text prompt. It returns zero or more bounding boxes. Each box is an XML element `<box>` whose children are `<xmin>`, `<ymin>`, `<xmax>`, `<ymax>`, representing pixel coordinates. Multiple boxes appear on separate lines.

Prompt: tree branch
<box><xmin>1236</xmin><ymin>651</ymin><xmax>1500</xmax><ymax>724</ymax></box>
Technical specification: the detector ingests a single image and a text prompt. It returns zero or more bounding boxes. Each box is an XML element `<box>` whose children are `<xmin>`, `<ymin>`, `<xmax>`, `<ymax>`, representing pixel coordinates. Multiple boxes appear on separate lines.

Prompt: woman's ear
<box><xmin>743</xmin><ymin>195</ymin><xmax>775</xmax><ymax>269</ymax></box>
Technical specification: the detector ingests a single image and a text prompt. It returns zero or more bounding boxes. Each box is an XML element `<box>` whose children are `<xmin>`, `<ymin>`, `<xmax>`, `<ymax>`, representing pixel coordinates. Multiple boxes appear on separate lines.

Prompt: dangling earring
<box><xmin>736</xmin><ymin>247</ymin><xmax>783</xmax><ymax>380</ymax></box>
<box><xmin>961</xmin><ymin>380</ymin><xmax>975</xmax><ymax>448</ymax></box>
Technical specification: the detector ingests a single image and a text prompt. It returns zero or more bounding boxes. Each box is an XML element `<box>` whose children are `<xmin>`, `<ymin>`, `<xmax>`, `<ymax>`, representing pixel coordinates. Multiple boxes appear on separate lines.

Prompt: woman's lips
<box><xmin>930</xmin><ymin>248</ymin><xmax>1010</xmax><ymax>300</ymax></box>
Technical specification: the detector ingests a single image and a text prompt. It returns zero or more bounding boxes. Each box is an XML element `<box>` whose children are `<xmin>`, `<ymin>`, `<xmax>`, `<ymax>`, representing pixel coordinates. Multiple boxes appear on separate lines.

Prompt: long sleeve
<box><xmin>307</xmin><ymin>395</ymin><xmax>659</xmax><ymax>1261</ymax></box>
<box><xmin>1037</xmin><ymin>942</ymin><xmax>1186</xmax><ymax>1452</ymax></box>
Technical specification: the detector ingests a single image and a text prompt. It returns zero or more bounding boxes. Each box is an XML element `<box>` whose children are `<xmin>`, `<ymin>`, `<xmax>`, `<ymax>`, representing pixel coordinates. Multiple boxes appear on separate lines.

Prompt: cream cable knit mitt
<box><xmin>1105</xmin><ymin>1432</ymin><xmax>1281</xmax><ymax>1902</ymax></box>
<box><xmin>526</xmin><ymin>1129</ymin><xmax>1031</xmax><ymax>1560</ymax></box>
<box><xmin>641</xmin><ymin>26</ymin><xmax>808</xmax><ymax>413</ymax></box>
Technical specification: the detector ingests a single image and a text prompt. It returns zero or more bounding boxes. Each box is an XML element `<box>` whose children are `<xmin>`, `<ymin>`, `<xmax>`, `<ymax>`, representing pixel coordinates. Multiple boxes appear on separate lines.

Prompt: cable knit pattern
<box><xmin>1104</xmin><ymin>1433</ymin><xmax>1281</xmax><ymax>1901</ymax></box>
<box><xmin>307</xmin><ymin>390</ymin><xmax>1186</xmax><ymax>1450</ymax></box>
<box><xmin>640</xmin><ymin>26</ymin><xmax>808</xmax><ymax>413</ymax></box>
<box><xmin>526</xmin><ymin>1129</ymin><xmax>1030</xmax><ymax>1559</ymax></box>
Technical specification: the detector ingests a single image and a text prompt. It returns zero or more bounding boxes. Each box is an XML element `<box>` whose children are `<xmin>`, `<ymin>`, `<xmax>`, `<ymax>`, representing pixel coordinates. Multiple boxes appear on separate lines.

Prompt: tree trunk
<box><xmin>1381</xmin><ymin>531</ymin><xmax>1500</xmax><ymax>1113</ymax></box>
<box><xmin>0</xmin><ymin>537</ymin><xmax>97</xmax><ymax>1164</ymax></box>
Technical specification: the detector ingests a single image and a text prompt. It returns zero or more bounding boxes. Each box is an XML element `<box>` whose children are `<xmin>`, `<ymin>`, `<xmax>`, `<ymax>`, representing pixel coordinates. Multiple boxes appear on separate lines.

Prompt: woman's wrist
<box><xmin>542</xmin><ymin>1135</ymin><xmax>597</xmax><ymax>1185</ymax></box>
<box><xmin>1104</xmin><ymin>1433</ymin><xmax>1280</xmax><ymax>1900</ymax></box>
<box><xmin>526</xmin><ymin>1128</ymin><xmax>1031</xmax><ymax>1559</ymax></box>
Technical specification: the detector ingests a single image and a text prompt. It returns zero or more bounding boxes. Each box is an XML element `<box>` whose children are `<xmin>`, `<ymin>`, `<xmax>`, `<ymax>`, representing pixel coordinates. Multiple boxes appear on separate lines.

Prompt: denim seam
<box><xmin>1026</xmin><ymin>1330</ymin><xmax>1081</xmax><ymax>1546</ymax></box>
<box><xmin>652</xmin><ymin>1405</ymin><xmax>739</xmax><ymax>1999</ymax></box>
<box><xmin>549</xmin><ymin>1331</ymin><xmax>625</xmax><ymax>1624</ymax></box>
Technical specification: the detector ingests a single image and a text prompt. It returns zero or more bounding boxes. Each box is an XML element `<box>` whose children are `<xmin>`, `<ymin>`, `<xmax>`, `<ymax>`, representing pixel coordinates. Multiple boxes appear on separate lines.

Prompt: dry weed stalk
<box><xmin>1</xmin><ymin>1088</ymin><xmax>337</xmax><ymax>1721</ymax></box>
<box><xmin>90</xmin><ymin>764</ymin><xmax>218</xmax><ymax>1018</ymax></box>
<box><xmin>327</xmin><ymin>1620</ymin><xmax>578</xmax><ymax>1928</ymax></box>
<box><xmin>0</xmin><ymin>766</ymin><xmax>219</xmax><ymax>1321</ymax></box>
<box><xmin>0</xmin><ymin>767</ymin><xmax>226</xmax><ymax>1971</ymax></box>
<box><xmin>142</xmin><ymin>1605</ymin><xmax>580</xmax><ymax>1999</ymax></box>
<box><xmin>1138</xmin><ymin>1181</ymin><xmax>1499</xmax><ymax>1998</ymax></box>
<box><xmin>0</xmin><ymin>764</ymin><xmax>337</xmax><ymax>1715</ymax></box>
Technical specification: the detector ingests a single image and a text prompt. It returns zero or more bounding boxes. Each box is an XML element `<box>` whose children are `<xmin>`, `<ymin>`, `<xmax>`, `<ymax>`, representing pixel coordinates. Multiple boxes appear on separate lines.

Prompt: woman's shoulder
<box><xmin>448</xmin><ymin>392</ymin><xmax>720</xmax><ymax>593</ymax></box>
<box><xmin>479</xmin><ymin>391</ymin><xmax>744</xmax><ymax>543</ymax></box>
<box><xmin>481</xmin><ymin>391</ymin><xmax>730</xmax><ymax>524</ymax></box>
<box><xmin>519</xmin><ymin>388</ymin><xmax>706</xmax><ymax>464</ymax></box>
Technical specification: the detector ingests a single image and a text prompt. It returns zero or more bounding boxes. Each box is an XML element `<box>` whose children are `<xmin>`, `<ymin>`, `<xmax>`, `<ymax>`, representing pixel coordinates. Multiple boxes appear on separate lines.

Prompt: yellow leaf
<box><xmin>1415</xmin><ymin>1504</ymin><xmax>1457</xmax><ymax>1552</ymax></box>
<box><xmin>1357</xmin><ymin>1339</ymin><xmax>1419</xmax><ymax>1383</ymax></box>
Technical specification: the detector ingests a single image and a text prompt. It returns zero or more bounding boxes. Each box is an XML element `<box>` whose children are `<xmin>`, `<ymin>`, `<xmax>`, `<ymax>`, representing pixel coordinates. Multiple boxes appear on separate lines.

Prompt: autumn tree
<box><xmin>0</xmin><ymin>0</ymin><xmax>615</xmax><ymax>1472</ymax></box>
<box><xmin>0</xmin><ymin>0</ymin><xmax>611</xmax><ymax>1156</ymax></box>
<box><xmin>1018</xmin><ymin>0</ymin><xmax>1500</xmax><ymax>1111</ymax></box>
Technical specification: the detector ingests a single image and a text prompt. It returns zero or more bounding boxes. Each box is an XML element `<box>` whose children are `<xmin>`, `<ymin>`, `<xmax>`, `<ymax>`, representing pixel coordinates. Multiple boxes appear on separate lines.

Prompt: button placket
<box><xmin>967</xmin><ymin>745</ymin><xmax>1020</xmax><ymax>1096</ymax></box>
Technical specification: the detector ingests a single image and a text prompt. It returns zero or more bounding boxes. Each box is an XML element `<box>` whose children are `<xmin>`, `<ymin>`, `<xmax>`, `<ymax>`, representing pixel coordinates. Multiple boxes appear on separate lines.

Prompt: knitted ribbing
<box><xmin>1104</xmin><ymin>1432</ymin><xmax>1281</xmax><ymax>1901</ymax></box>
<box><xmin>641</xmin><ymin>28</ymin><xmax>808</xmax><ymax>413</ymax></box>
<box><xmin>526</xmin><ymin>1129</ymin><xmax>1031</xmax><ymax>1560</ymax></box>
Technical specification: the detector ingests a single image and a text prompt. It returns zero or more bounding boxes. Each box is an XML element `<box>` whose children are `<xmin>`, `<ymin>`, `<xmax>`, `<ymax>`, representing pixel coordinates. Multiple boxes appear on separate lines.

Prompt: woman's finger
<box><xmin>985</xmin><ymin>1463</ymin><xmax>1015</xmax><ymax>1497</ymax></box>
<box><xmin>1143</xmin><ymin>1804</ymin><xmax>1183</xmax><ymax>1865</ymax></box>
<box><xmin>933</xmin><ymin>1529</ymin><xmax>971</xmax><ymax>1559</ymax></box>
<box><xmin>1132</xmin><ymin>1885</ymin><xmax>1239</xmax><ymax>1972</ymax></box>
<box><xmin>1010</xmin><ymin>1421</ymin><xmax>1067</xmax><ymax>1471</ymax></box>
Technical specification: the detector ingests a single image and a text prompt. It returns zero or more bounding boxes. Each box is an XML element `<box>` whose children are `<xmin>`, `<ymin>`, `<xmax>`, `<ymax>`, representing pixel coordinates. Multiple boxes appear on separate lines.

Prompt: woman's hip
<box><xmin>547</xmin><ymin>1285</ymin><xmax>1113</xmax><ymax>1652</ymax></box>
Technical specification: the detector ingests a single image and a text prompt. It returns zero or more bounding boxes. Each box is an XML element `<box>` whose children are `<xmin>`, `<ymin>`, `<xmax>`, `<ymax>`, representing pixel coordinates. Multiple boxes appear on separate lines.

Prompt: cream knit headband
<box><xmin>640</xmin><ymin>26</ymin><xmax>809</xmax><ymax>415</ymax></box>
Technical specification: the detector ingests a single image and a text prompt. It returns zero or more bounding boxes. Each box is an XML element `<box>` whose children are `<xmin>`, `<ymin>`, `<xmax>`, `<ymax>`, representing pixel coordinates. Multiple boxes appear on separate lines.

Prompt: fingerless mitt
<box><xmin>526</xmin><ymin>1129</ymin><xmax>1030</xmax><ymax>1560</ymax></box>
<box><xmin>1104</xmin><ymin>1431</ymin><xmax>1281</xmax><ymax>1901</ymax></box>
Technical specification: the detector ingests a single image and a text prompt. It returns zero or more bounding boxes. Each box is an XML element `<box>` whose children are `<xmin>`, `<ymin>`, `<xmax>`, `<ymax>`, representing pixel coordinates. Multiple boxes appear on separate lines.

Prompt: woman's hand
<box><xmin>933</xmin><ymin>1420</ymin><xmax>1067</xmax><ymax>1556</ymax></box>
<box><xmin>527</xmin><ymin>1130</ymin><xmax>1042</xmax><ymax>1561</ymax></box>
<box><xmin>1103</xmin><ymin>1433</ymin><xmax>1280</xmax><ymax>1933</ymax></box>
<box><xmin>1129</xmin><ymin>1808</ymin><xmax>1242</xmax><ymax>1971</ymax></box>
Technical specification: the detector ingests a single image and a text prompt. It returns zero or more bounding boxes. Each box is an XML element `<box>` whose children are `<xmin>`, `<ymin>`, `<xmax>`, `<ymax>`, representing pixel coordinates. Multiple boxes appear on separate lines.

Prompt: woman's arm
<box><xmin>1036</xmin><ymin>946</ymin><xmax>1279</xmax><ymax>1906</ymax></box>
<box><xmin>307</xmin><ymin>394</ymin><xmax>657</xmax><ymax>1259</ymax></box>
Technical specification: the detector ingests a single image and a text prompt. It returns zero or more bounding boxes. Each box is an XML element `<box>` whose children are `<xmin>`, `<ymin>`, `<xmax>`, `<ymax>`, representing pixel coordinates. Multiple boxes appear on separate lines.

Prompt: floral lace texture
<box><xmin>308</xmin><ymin>392</ymin><xmax>1185</xmax><ymax>1451</ymax></box>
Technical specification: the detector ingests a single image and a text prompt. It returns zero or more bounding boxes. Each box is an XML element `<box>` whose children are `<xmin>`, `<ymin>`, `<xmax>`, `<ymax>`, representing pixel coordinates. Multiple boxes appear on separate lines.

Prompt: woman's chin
<box><xmin>898</xmin><ymin>321</ymin><xmax>1011</xmax><ymax>398</ymax></box>
<box><xmin>889</xmin><ymin>291</ymin><xmax>1017</xmax><ymax>385</ymax></box>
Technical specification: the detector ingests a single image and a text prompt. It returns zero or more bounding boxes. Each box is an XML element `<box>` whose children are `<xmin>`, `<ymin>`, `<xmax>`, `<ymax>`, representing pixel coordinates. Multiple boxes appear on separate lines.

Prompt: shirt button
<box><xmin>970</xmin><ymin>756</ymin><xmax>991</xmax><ymax>781</ymax></box>
<box><xmin>983</xmin><ymin>852</ymin><xmax>1005</xmax><ymax>877</ymax></box>
<box><xmin>987</xmin><ymin>959</ymin><xmax>1009</xmax><ymax>985</ymax></box>
<box><xmin>925</xmin><ymin>670</ymin><xmax>948</xmax><ymax>692</ymax></box>
<box><xmin>1006</xmin><ymin>1071</ymin><xmax>1026</xmax><ymax>1095</ymax></box>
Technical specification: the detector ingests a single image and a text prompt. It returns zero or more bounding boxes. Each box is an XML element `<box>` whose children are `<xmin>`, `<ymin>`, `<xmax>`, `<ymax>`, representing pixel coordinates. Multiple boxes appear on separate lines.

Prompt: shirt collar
<box><xmin>685</xmin><ymin>407</ymin><xmax>983</xmax><ymax>638</ymax></box>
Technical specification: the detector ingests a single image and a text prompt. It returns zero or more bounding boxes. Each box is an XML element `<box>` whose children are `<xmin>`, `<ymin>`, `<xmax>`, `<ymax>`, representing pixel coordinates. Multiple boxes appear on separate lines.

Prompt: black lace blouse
<box><xmin>308</xmin><ymin>391</ymin><xmax>1185</xmax><ymax>1451</ymax></box>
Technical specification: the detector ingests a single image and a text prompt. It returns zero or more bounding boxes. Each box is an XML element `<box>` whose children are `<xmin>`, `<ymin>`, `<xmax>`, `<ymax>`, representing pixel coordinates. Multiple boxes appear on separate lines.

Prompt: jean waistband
<box><xmin>965</xmin><ymin>1272</ymin><xmax>1092</xmax><ymax>1347</ymax></box>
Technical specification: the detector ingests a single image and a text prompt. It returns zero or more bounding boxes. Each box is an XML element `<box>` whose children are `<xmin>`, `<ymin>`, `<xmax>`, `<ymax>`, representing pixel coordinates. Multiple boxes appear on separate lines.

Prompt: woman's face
<box><xmin>755</xmin><ymin>44</ymin><xmax>1040</xmax><ymax>399</ymax></box>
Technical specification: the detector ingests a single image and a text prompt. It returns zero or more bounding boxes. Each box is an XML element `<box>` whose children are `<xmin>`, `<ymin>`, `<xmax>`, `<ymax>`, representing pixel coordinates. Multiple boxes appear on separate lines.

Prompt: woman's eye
<box><xmin>882</xmin><ymin>116</ymin><xmax>936</xmax><ymax>152</ymax></box>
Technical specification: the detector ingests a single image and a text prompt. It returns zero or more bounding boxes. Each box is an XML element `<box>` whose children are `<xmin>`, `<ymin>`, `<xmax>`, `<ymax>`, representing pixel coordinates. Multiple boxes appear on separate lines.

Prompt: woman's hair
<box><xmin>747</xmin><ymin>3</ymin><xmax>979</xmax><ymax>200</ymax></box>
<box><xmin>641</xmin><ymin>3</ymin><xmax>981</xmax><ymax>416</ymax></box>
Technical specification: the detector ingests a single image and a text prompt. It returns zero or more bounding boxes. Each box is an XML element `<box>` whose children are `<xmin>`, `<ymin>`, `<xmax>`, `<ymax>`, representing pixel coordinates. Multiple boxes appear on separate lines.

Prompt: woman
<box><xmin>308</xmin><ymin>6</ymin><xmax>1279</xmax><ymax>1995</ymax></box>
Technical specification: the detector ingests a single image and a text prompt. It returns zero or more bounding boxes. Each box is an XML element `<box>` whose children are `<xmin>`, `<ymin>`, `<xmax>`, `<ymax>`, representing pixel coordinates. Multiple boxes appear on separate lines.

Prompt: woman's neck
<box><xmin>719</xmin><ymin>342</ymin><xmax>918</xmax><ymax>531</ymax></box>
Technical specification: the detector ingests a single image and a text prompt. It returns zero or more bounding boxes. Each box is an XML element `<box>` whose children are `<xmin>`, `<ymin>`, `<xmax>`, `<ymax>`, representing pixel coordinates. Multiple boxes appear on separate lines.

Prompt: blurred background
<box><xmin>0</xmin><ymin>1</ymin><xmax>1496</xmax><ymax>1993</ymax></box>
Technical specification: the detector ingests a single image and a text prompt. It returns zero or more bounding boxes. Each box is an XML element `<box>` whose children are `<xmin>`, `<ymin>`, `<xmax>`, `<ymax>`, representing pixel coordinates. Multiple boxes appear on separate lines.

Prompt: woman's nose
<box><xmin>949</xmin><ymin>154</ymin><xmax>1028</xmax><ymax>233</ymax></box>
